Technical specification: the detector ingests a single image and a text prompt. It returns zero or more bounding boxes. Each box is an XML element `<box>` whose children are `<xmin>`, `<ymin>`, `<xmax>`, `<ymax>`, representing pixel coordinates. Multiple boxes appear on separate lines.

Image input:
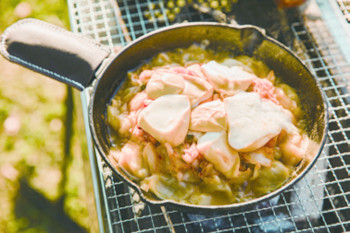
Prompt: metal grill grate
<box><xmin>67</xmin><ymin>0</ymin><xmax>350</xmax><ymax>232</ymax></box>
<box><xmin>337</xmin><ymin>0</ymin><xmax>350</xmax><ymax>21</ymax></box>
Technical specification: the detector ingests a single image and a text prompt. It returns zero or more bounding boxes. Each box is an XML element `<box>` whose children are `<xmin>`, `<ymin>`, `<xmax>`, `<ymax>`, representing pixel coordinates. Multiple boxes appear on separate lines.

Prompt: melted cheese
<box><xmin>201</xmin><ymin>61</ymin><xmax>255</xmax><ymax>95</ymax></box>
<box><xmin>146</xmin><ymin>72</ymin><xmax>185</xmax><ymax>99</ymax></box>
<box><xmin>181</xmin><ymin>74</ymin><xmax>214</xmax><ymax>107</ymax></box>
<box><xmin>138</xmin><ymin>94</ymin><xmax>191</xmax><ymax>146</ymax></box>
<box><xmin>197</xmin><ymin>131</ymin><xmax>240</xmax><ymax>178</ymax></box>
<box><xmin>190</xmin><ymin>100</ymin><xmax>227</xmax><ymax>132</ymax></box>
<box><xmin>224</xmin><ymin>92</ymin><xmax>296</xmax><ymax>152</ymax></box>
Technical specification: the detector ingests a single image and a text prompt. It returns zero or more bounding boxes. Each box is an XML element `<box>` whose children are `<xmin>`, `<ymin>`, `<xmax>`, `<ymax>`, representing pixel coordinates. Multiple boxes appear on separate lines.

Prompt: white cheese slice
<box><xmin>201</xmin><ymin>61</ymin><xmax>255</xmax><ymax>95</ymax></box>
<box><xmin>146</xmin><ymin>72</ymin><xmax>185</xmax><ymax>99</ymax></box>
<box><xmin>138</xmin><ymin>94</ymin><xmax>190</xmax><ymax>146</ymax></box>
<box><xmin>181</xmin><ymin>74</ymin><xmax>213</xmax><ymax>107</ymax></box>
<box><xmin>190</xmin><ymin>100</ymin><xmax>227</xmax><ymax>132</ymax></box>
<box><xmin>197</xmin><ymin>131</ymin><xmax>240</xmax><ymax>178</ymax></box>
<box><xmin>224</xmin><ymin>92</ymin><xmax>296</xmax><ymax>152</ymax></box>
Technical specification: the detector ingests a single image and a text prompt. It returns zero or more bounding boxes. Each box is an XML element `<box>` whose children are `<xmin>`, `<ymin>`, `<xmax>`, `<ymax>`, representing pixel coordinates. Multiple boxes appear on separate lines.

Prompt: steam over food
<box><xmin>106</xmin><ymin>44</ymin><xmax>318</xmax><ymax>205</ymax></box>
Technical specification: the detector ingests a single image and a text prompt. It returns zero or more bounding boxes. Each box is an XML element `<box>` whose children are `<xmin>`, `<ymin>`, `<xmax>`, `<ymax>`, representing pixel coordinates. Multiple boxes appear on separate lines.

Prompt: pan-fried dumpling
<box><xmin>197</xmin><ymin>131</ymin><xmax>240</xmax><ymax>178</ymax></box>
<box><xmin>190</xmin><ymin>100</ymin><xmax>227</xmax><ymax>132</ymax></box>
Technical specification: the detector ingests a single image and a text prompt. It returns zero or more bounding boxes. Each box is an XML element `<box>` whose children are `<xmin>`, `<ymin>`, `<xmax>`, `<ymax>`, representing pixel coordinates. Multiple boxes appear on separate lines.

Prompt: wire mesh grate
<box><xmin>67</xmin><ymin>0</ymin><xmax>350</xmax><ymax>232</ymax></box>
<box><xmin>337</xmin><ymin>0</ymin><xmax>350</xmax><ymax>22</ymax></box>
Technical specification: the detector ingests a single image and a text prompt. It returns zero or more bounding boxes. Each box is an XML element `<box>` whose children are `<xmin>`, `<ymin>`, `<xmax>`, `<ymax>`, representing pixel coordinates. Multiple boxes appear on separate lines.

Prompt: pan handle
<box><xmin>0</xmin><ymin>18</ymin><xmax>111</xmax><ymax>91</ymax></box>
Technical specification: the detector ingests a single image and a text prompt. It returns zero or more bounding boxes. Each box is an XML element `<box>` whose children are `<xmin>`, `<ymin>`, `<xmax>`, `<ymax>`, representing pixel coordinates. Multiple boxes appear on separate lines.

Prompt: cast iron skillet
<box><xmin>0</xmin><ymin>19</ymin><xmax>328</xmax><ymax>212</ymax></box>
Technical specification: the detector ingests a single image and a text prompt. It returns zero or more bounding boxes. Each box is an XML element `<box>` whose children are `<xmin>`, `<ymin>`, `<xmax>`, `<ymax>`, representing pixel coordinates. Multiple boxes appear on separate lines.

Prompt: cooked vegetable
<box><xmin>251</xmin><ymin>161</ymin><xmax>290</xmax><ymax>195</ymax></box>
<box><xmin>106</xmin><ymin>44</ymin><xmax>317</xmax><ymax>205</ymax></box>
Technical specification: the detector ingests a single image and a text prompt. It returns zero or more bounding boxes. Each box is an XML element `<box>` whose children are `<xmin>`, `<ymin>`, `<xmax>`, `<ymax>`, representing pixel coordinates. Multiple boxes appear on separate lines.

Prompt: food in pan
<box><xmin>106</xmin><ymin>43</ymin><xmax>318</xmax><ymax>205</ymax></box>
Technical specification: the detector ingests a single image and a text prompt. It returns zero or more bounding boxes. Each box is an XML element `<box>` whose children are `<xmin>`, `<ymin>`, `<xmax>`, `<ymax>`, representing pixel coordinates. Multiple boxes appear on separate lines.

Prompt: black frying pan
<box><xmin>0</xmin><ymin>19</ymin><xmax>328</xmax><ymax>212</ymax></box>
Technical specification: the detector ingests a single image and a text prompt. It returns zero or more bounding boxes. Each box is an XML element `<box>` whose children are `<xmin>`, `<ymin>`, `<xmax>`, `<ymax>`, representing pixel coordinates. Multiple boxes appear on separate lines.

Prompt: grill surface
<box><xmin>67</xmin><ymin>0</ymin><xmax>350</xmax><ymax>232</ymax></box>
<box><xmin>337</xmin><ymin>0</ymin><xmax>350</xmax><ymax>21</ymax></box>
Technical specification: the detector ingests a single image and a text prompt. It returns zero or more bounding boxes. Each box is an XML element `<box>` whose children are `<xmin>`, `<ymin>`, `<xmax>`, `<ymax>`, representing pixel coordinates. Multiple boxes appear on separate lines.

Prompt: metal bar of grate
<box><xmin>318</xmin><ymin>0</ymin><xmax>350</xmax><ymax>64</ymax></box>
<box><xmin>67</xmin><ymin>0</ymin><xmax>350</xmax><ymax>232</ymax></box>
<box><xmin>337</xmin><ymin>0</ymin><xmax>350</xmax><ymax>21</ymax></box>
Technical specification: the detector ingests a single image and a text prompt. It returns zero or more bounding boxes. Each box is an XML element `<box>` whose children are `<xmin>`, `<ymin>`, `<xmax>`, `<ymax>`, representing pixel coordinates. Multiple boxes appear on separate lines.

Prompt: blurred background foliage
<box><xmin>0</xmin><ymin>0</ymin><xmax>90</xmax><ymax>232</ymax></box>
<box><xmin>0</xmin><ymin>0</ymin><xmax>70</xmax><ymax>29</ymax></box>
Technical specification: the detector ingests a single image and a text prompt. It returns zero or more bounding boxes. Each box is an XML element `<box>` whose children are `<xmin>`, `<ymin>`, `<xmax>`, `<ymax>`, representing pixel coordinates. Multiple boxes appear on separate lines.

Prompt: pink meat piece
<box><xmin>129</xmin><ymin>107</ymin><xmax>153</xmax><ymax>141</ymax></box>
<box><xmin>280</xmin><ymin>132</ymin><xmax>317</xmax><ymax>166</ymax></box>
<box><xmin>128</xmin><ymin>108</ymin><xmax>144</xmax><ymax>131</ymax></box>
<box><xmin>127</xmin><ymin>111</ymin><xmax>138</xmax><ymax>130</ymax></box>
<box><xmin>129</xmin><ymin>91</ymin><xmax>148</xmax><ymax>111</ymax></box>
<box><xmin>139</xmin><ymin>70</ymin><xmax>155</xmax><ymax>82</ymax></box>
<box><xmin>140</xmin><ymin>64</ymin><xmax>205</xmax><ymax>84</ymax></box>
<box><xmin>170</xmin><ymin>64</ymin><xmax>205</xmax><ymax>79</ymax></box>
<box><xmin>170</xmin><ymin>67</ymin><xmax>191</xmax><ymax>75</ymax></box>
<box><xmin>112</xmin><ymin>142</ymin><xmax>148</xmax><ymax>178</ymax></box>
<box><xmin>139</xmin><ymin>68</ymin><xmax>172</xmax><ymax>83</ymax></box>
<box><xmin>117</xmin><ymin>113</ymin><xmax>132</xmax><ymax>136</ymax></box>
<box><xmin>182</xmin><ymin>143</ymin><xmax>200</xmax><ymax>164</ymax></box>
<box><xmin>143</xmin><ymin>99</ymin><xmax>153</xmax><ymax>107</ymax></box>
<box><xmin>131</xmin><ymin>126</ymin><xmax>144</xmax><ymax>138</ymax></box>
<box><xmin>252</xmin><ymin>78</ymin><xmax>278</xmax><ymax>104</ymax></box>
<box><xmin>186</xmin><ymin>64</ymin><xmax>206</xmax><ymax>78</ymax></box>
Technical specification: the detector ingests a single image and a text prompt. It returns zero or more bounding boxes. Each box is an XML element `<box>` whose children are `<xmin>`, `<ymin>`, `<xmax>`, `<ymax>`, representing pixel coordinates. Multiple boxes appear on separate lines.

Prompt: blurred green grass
<box><xmin>0</xmin><ymin>0</ymin><xmax>70</xmax><ymax>30</ymax></box>
<box><xmin>0</xmin><ymin>1</ymin><xmax>90</xmax><ymax>232</ymax></box>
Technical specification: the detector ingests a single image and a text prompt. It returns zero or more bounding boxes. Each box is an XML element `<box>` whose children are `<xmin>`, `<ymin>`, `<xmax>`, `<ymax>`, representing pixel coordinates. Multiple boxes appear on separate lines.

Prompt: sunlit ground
<box><xmin>0</xmin><ymin>0</ymin><xmax>89</xmax><ymax>232</ymax></box>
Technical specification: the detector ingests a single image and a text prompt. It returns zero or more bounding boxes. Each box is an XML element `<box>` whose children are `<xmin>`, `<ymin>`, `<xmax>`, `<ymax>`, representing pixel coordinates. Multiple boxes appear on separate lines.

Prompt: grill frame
<box><xmin>337</xmin><ymin>0</ymin><xmax>350</xmax><ymax>21</ymax></box>
<box><xmin>67</xmin><ymin>0</ymin><xmax>350</xmax><ymax>232</ymax></box>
